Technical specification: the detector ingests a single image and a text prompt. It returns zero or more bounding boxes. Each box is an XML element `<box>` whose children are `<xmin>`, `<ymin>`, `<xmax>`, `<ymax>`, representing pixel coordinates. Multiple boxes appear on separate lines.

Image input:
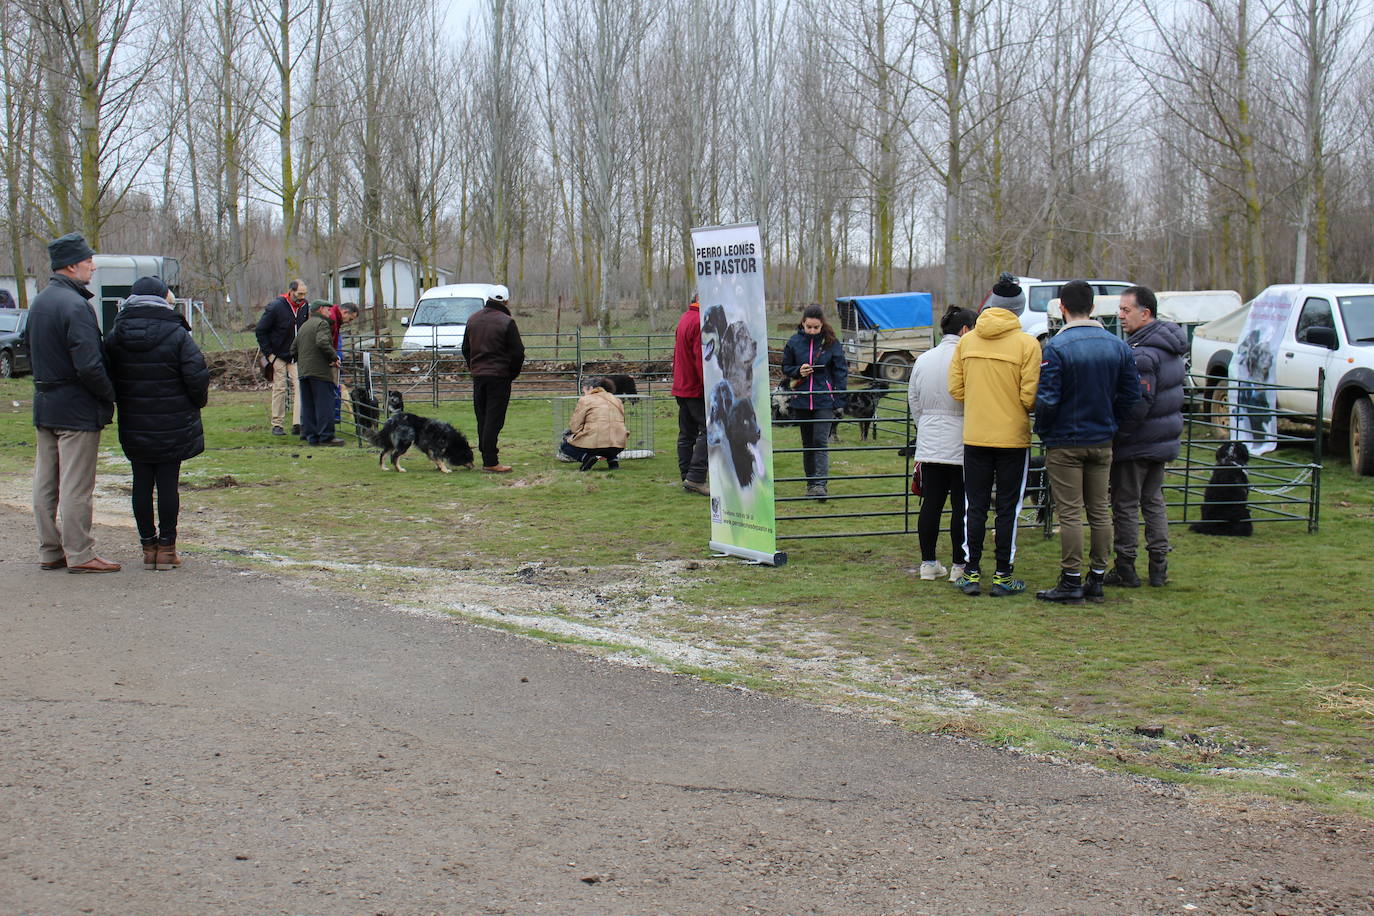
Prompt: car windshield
<box><xmin>1338</xmin><ymin>296</ymin><xmax>1374</xmax><ymax>342</ymax></box>
<box><xmin>0</xmin><ymin>314</ymin><xmax>20</xmax><ymax>332</ymax></box>
<box><xmin>1028</xmin><ymin>286</ymin><xmax>1058</xmax><ymax>313</ymax></box>
<box><xmin>410</xmin><ymin>297</ymin><xmax>482</xmax><ymax>327</ymax></box>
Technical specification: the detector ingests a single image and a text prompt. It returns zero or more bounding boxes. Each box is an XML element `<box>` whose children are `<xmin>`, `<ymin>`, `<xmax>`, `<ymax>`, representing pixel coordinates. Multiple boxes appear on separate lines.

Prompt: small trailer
<box><xmin>834</xmin><ymin>291</ymin><xmax>935</xmax><ymax>383</ymax></box>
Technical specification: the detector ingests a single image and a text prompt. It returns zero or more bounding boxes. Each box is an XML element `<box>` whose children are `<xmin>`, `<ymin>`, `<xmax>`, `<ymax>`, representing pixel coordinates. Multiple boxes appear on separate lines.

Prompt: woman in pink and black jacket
<box><xmin>781</xmin><ymin>304</ymin><xmax>848</xmax><ymax>499</ymax></box>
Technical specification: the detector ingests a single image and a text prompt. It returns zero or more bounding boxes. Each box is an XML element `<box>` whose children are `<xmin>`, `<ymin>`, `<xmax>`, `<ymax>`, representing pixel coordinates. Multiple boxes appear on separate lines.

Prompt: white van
<box><xmin>400</xmin><ymin>283</ymin><xmax>508</xmax><ymax>350</ymax></box>
<box><xmin>1017</xmin><ymin>277</ymin><xmax>1135</xmax><ymax>342</ymax></box>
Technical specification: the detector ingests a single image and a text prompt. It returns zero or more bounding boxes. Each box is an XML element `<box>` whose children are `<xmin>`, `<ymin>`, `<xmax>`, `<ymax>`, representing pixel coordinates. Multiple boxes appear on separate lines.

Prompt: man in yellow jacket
<box><xmin>947</xmin><ymin>273</ymin><xmax>1041</xmax><ymax>596</ymax></box>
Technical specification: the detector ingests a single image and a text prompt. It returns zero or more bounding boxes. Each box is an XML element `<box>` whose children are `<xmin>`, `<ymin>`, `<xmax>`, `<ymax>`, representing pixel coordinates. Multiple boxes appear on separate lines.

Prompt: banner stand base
<box><xmin>710</xmin><ymin>543</ymin><xmax>787</xmax><ymax>567</ymax></box>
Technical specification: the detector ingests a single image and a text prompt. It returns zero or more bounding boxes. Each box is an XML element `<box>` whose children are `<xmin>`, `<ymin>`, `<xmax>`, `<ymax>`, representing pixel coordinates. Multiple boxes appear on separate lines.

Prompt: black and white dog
<box><xmin>840</xmin><ymin>375</ymin><xmax>890</xmax><ymax>441</ymax></box>
<box><xmin>373</xmin><ymin>390</ymin><xmax>475</xmax><ymax>473</ymax></box>
<box><xmin>1190</xmin><ymin>441</ymin><xmax>1253</xmax><ymax>536</ymax></box>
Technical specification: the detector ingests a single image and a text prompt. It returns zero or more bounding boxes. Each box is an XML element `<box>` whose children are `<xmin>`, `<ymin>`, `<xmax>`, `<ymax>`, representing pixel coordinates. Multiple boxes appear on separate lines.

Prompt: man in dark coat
<box><xmin>254</xmin><ymin>278</ymin><xmax>309</xmax><ymax>437</ymax></box>
<box><xmin>104</xmin><ymin>276</ymin><xmax>210</xmax><ymax>570</ymax></box>
<box><xmin>290</xmin><ymin>300</ymin><xmax>344</xmax><ymax>446</ymax></box>
<box><xmin>460</xmin><ymin>287</ymin><xmax>524</xmax><ymax>472</ymax></box>
<box><xmin>1108</xmin><ymin>285</ymin><xmax>1189</xmax><ymax>588</ymax></box>
<box><xmin>28</xmin><ymin>232</ymin><xmax>120</xmax><ymax>573</ymax></box>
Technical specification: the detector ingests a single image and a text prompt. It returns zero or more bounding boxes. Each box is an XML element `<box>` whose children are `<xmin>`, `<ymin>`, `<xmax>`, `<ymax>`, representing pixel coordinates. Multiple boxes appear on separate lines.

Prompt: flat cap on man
<box><xmin>48</xmin><ymin>232</ymin><xmax>96</xmax><ymax>271</ymax></box>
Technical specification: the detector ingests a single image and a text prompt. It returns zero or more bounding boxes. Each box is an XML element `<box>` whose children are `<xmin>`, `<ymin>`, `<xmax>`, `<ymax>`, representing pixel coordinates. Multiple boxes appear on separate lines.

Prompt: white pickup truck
<box><xmin>1190</xmin><ymin>283</ymin><xmax>1374</xmax><ymax>474</ymax></box>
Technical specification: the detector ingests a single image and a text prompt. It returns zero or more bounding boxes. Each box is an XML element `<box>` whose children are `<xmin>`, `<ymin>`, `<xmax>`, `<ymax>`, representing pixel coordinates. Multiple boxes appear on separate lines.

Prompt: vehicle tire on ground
<box><xmin>0</xmin><ymin>350</ymin><xmax>12</xmax><ymax>379</ymax></box>
<box><xmin>1350</xmin><ymin>396</ymin><xmax>1374</xmax><ymax>476</ymax></box>
<box><xmin>1202</xmin><ymin>370</ymin><xmax>1232</xmax><ymax>437</ymax></box>
<box><xmin>877</xmin><ymin>352</ymin><xmax>912</xmax><ymax>383</ymax></box>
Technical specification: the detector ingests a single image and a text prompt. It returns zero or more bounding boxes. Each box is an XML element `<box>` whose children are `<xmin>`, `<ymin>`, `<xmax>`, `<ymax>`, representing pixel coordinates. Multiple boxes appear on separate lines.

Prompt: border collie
<box><xmin>373</xmin><ymin>392</ymin><xmax>475</xmax><ymax>473</ymax></box>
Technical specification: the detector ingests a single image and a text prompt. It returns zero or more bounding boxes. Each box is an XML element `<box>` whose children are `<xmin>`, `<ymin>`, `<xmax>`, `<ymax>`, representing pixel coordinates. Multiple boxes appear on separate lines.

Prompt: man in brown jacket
<box><xmin>461</xmin><ymin>287</ymin><xmax>525</xmax><ymax>472</ymax></box>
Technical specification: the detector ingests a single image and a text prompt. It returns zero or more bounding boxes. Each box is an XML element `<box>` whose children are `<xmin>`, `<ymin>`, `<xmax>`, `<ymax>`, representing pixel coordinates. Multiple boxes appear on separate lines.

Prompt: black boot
<box><xmin>1148</xmin><ymin>552</ymin><xmax>1169</xmax><ymax>587</ymax></box>
<box><xmin>1103</xmin><ymin>559</ymin><xmax>1141</xmax><ymax>588</ymax></box>
<box><xmin>1036</xmin><ymin>572</ymin><xmax>1084</xmax><ymax>605</ymax></box>
<box><xmin>579</xmin><ymin>453</ymin><xmax>599</xmax><ymax>471</ymax></box>
<box><xmin>1083</xmin><ymin>569</ymin><xmax>1105</xmax><ymax>603</ymax></box>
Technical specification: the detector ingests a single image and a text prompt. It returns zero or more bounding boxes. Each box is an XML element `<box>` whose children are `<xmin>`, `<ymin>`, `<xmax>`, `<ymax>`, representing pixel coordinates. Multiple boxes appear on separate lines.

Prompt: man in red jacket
<box><xmin>672</xmin><ymin>294</ymin><xmax>709</xmax><ymax>495</ymax></box>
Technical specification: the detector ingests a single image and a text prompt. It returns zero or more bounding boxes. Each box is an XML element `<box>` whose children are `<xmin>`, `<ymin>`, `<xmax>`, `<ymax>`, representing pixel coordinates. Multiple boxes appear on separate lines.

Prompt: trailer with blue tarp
<box><xmin>834</xmin><ymin>291</ymin><xmax>936</xmax><ymax>382</ymax></box>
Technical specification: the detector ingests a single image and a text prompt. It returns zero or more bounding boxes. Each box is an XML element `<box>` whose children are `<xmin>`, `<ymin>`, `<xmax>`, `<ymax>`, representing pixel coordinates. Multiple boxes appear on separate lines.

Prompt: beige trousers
<box><xmin>33</xmin><ymin>427</ymin><xmax>102</xmax><ymax>566</ymax></box>
<box><xmin>1045</xmin><ymin>445</ymin><xmax>1114</xmax><ymax>575</ymax></box>
<box><xmin>269</xmin><ymin>356</ymin><xmax>301</xmax><ymax>429</ymax></box>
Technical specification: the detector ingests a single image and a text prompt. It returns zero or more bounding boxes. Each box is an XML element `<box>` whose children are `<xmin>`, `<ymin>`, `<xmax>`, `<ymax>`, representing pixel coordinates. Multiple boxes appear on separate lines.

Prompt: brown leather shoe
<box><xmin>481</xmin><ymin>464</ymin><xmax>513</xmax><ymax>473</ymax></box>
<box><xmin>68</xmin><ymin>556</ymin><xmax>121</xmax><ymax>574</ymax></box>
<box><xmin>39</xmin><ymin>557</ymin><xmax>67</xmax><ymax>570</ymax></box>
<box><xmin>142</xmin><ymin>543</ymin><xmax>159</xmax><ymax>570</ymax></box>
<box><xmin>155</xmin><ymin>543</ymin><xmax>182</xmax><ymax>570</ymax></box>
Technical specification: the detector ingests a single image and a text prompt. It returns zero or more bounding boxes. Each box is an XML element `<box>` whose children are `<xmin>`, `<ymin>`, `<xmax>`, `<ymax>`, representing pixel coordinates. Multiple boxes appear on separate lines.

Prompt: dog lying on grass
<box><xmin>372</xmin><ymin>390</ymin><xmax>475</xmax><ymax>473</ymax></box>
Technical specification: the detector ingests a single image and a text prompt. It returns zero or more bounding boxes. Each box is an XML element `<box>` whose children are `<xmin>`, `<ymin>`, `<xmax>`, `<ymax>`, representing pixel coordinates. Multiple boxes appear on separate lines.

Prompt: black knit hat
<box><xmin>48</xmin><ymin>232</ymin><xmax>96</xmax><ymax>271</ymax></box>
<box><xmin>130</xmin><ymin>276</ymin><xmax>169</xmax><ymax>298</ymax></box>
<box><xmin>983</xmin><ymin>272</ymin><xmax>1026</xmax><ymax>315</ymax></box>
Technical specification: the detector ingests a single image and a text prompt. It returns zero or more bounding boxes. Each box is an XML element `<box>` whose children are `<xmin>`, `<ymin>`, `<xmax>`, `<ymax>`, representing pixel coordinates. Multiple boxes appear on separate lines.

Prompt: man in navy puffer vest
<box><xmin>1108</xmin><ymin>286</ymin><xmax>1188</xmax><ymax>588</ymax></box>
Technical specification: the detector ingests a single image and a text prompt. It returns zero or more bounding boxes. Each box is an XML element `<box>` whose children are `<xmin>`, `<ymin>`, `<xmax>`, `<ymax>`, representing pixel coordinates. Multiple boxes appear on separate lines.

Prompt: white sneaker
<box><xmin>948</xmin><ymin>563</ymin><xmax>966</xmax><ymax>583</ymax></box>
<box><xmin>919</xmin><ymin>561</ymin><xmax>947</xmax><ymax>581</ymax></box>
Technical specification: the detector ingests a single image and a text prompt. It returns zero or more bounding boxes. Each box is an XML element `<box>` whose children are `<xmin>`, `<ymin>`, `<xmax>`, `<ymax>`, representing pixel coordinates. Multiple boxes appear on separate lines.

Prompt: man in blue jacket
<box><xmin>1033</xmin><ymin>280</ymin><xmax>1140</xmax><ymax>604</ymax></box>
<box><xmin>1108</xmin><ymin>286</ymin><xmax>1188</xmax><ymax>587</ymax></box>
<box><xmin>29</xmin><ymin>232</ymin><xmax>120</xmax><ymax>573</ymax></box>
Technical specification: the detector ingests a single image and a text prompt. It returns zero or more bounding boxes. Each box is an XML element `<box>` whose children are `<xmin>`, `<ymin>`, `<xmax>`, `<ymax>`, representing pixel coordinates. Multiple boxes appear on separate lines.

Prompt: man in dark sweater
<box><xmin>461</xmin><ymin>287</ymin><xmax>524</xmax><ymax>472</ymax></box>
<box><xmin>1108</xmin><ymin>286</ymin><xmax>1188</xmax><ymax>587</ymax></box>
<box><xmin>28</xmin><ymin>232</ymin><xmax>120</xmax><ymax>573</ymax></box>
<box><xmin>254</xmin><ymin>279</ymin><xmax>309</xmax><ymax>437</ymax></box>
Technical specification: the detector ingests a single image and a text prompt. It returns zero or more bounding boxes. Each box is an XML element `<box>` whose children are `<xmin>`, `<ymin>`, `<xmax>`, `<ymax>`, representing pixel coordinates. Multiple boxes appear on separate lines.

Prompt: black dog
<box><xmin>604</xmin><ymin>374</ymin><xmax>638</xmax><ymax>396</ymax></box>
<box><xmin>1190</xmin><ymin>441</ymin><xmax>1253</xmax><ymax>536</ymax></box>
<box><xmin>374</xmin><ymin>396</ymin><xmax>475</xmax><ymax>474</ymax></box>
<box><xmin>351</xmin><ymin>386</ymin><xmax>381</xmax><ymax>434</ymax></box>
<box><xmin>839</xmin><ymin>375</ymin><xmax>890</xmax><ymax>441</ymax></box>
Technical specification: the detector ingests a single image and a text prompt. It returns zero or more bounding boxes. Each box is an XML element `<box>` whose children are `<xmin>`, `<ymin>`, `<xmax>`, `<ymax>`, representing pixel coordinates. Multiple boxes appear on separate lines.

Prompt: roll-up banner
<box><xmin>691</xmin><ymin>222</ymin><xmax>785</xmax><ymax>566</ymax></box>
<box><xmin>1229</xmin><ymin>285</ymin><xmax>1297</xmax><ymax>455</ymax></box>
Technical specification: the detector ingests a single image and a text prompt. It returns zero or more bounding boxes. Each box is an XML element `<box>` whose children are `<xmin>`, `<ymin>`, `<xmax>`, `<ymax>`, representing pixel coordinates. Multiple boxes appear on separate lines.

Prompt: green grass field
<box><xmin>2</xmin><ymin>377</ymin><xmax>1371</xmax><ymax>817</ymax></box>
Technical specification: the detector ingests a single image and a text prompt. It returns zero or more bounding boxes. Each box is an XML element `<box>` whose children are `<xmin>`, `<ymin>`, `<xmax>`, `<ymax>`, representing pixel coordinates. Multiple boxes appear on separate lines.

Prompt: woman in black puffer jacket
<box><xmin>104</xmin><ymin>276</ymin><xmax>210</xmax><ymax>570</ymax></box>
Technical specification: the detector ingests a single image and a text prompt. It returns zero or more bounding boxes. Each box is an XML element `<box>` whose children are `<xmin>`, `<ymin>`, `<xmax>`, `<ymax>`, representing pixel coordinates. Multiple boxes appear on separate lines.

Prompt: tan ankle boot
<box><xmin>142</xmin><ymin>542</ymin><xmax>159</xmax><ymax>570</ymax></box>
<box><xmin>155</xmin><ymin>542</ymin><xmax>182</xmax><ymax>570</ymax></box>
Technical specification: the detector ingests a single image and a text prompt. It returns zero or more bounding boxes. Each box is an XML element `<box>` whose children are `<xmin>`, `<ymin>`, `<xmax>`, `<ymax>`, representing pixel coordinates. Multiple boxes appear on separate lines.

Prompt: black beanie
<box><xmin>130</xmin><ymin>276</ymin><xmax>169</xmax><ymax>298</ymax></box>
<box><xmin>48</xmin><ymin>232</ymin><xmax>96</xmax><ymax>271</ymax></box>
<box><xmin>983</xmin><ymin>272</ymin><xmax>1026</xmax><ymax>315</ymax></box>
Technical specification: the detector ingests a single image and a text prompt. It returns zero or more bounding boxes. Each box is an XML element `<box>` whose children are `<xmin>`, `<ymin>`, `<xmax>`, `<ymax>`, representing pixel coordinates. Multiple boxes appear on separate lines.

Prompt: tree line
<box><xmin>1</xmin><ymin>0</ymin><xmax>1371</xmax><ymax>333</ymax></box>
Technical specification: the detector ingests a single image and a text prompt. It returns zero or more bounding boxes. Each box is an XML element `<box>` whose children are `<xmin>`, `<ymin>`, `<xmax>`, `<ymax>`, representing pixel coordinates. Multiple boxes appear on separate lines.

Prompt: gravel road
<box><xmin>2</xmin><ymin>508</ymin><xmax>1371</xmax><ymax>915</ymax></box>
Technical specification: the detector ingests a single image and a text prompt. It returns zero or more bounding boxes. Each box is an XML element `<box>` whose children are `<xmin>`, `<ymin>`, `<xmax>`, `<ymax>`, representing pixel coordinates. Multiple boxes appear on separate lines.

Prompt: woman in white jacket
<box><xmin>907</xmin><ymin>306</ymin><xmax>977</xmax><ymax>580</ymax></box>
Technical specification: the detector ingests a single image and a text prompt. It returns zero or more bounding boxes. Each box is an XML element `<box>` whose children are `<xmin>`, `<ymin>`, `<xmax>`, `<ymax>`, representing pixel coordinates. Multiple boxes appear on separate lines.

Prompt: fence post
<box><xmin>1312</xmin><ymin>368</ymin><xmax>1324</xmax><ymax>533</ymax></box>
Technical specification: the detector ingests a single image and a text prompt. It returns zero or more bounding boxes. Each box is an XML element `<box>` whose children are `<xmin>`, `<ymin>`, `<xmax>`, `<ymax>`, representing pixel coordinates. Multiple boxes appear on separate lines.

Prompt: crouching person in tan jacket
<box><xmin>559</xmin><ymin>377</ymin><xmax>629</xmax><ymax>471</ymax></box>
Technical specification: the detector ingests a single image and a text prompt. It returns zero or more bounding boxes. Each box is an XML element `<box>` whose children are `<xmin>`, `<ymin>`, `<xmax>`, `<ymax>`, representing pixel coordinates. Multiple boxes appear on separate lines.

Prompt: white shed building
<box><xmin>325</xmin><ymin>256</ymin><xmax>453</xmax><ymax>310</ymax></box>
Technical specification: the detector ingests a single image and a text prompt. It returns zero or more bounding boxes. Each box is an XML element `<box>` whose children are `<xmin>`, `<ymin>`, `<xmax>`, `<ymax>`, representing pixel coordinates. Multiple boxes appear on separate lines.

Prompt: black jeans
<box><xmin>962</xmin><ymin>445</ymin><xmax>1029</xmax><ymax>574</ymax></box>
<box><xmin>675</xmin><ymin>395</ymin><xmax>708</xmax><ymax>483</ymax></box>
<box><xmin>918</xmin><ymin>461</ymin><xmax>966</xmax><ymax>565</ymax></box>
<box><xmin>299</xmin><ymin>376</ymin><xmax>337</xmax><ymax>443</ymax></box>
<box><xmin>131</xmin><ymin>460</ymin><xmax>182</xmax><ymax>544</ymax></box>
<box><xmin>473</xmin><ymin>377</ymin><xmax>513</xmax><ymax>467</ymax></box>
<box><xmin>559</xmin><ymin>441</ymin><xmax>623</xmax><ymax>467</ymax></box>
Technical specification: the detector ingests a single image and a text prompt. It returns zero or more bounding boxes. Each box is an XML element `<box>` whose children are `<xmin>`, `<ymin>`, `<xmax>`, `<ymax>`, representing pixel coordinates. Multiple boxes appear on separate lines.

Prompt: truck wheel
<box><xmin>1350</xmin><ymin>396</ymin><xmax>1374</xmax><ymax>476</ymax></box>
<box><xmin>1204</xmin><ymin>368</ymin><xmax>1231</xmax><ymax>436</ymax></box>
<box><xmin>877</xmin><ymin>352</ymin><xmax>912</xmax><ymax>383</ymax></box>
<box><xmin>0</xmin><ymin>350</ymin><xmax>12</xmax><ymax>379</ymax></box>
